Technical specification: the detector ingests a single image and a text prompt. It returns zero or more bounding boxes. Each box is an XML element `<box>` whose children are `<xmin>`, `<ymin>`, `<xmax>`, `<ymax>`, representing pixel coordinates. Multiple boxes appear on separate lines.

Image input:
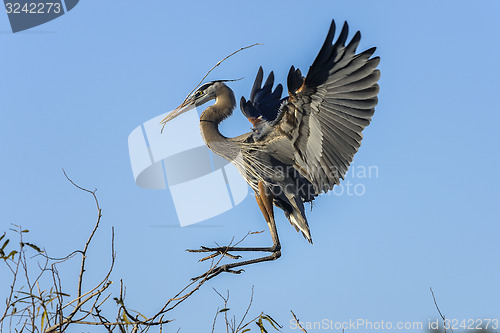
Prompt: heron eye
<box><xmin>195</xmin><ymin>91</ymin><xmax>203</xmax><ymax>97</ymax></box>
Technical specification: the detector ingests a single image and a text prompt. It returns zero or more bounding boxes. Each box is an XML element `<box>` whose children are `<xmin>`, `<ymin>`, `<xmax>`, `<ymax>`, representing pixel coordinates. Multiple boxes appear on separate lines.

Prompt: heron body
<box><xmin>161</xmin><ymin>20</ymin><xmax>380</xmax><ymax>277</ymax></box>
<box><xmin>198</xmin><ymin>82</ymin><xmax>317</xmax><ymax>242</ymax></box>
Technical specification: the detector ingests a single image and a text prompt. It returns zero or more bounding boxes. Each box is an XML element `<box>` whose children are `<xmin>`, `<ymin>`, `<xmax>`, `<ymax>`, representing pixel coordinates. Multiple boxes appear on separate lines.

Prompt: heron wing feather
<box><xmin>269</xmin><ymin>20</ymin><xmax>380</xmax><ymax>194</ymax></box>
<box><xmin>240</xmin><ymin>67</ymin><xmax>284</xmax><ymax>122</ymax></box>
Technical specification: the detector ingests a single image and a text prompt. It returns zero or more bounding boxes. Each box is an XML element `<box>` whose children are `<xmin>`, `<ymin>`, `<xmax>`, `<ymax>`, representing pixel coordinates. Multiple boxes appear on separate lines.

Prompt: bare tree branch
<box><xmin>291</xmin><ymin>310</ymin><xmax>307</xmax><ymax>333</ymax></box>
<box><xmin>186</xmin><ymin>42</ymin><xmax>261</xmax><ymax>97</ymax></box>
<box><xmin>430</xmin><ymin>287</ymin><xmax>453</xmax><ymax>333</ymax></box>
<box><xmin>1</xmin><ymin>171</ymin><xmax>282</xmax><ymax>332</ymax></box>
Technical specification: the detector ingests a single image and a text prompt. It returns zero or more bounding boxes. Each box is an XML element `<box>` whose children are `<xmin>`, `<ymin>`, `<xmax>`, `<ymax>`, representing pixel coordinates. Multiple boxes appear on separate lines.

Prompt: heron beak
<box><xmin>160</xmin><ymin>98</ymin><xmax>196</xmax><ymax>126</ymax></box>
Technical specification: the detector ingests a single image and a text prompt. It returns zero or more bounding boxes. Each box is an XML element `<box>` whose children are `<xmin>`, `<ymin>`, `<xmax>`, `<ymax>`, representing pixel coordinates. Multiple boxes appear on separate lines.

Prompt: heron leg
<box><xmin>256</xmin><ymin>181</ymin><xmax>281</xmax><ymax>252</ymax></box>
<box><xmin>188</xmin><ymin>182</ymin><xmax>282</xmax><ymax>280</ymax></box>
<box><xmin>187</xmin><ymin>182</ymin><xmax>281</xmax><ymax>256</ymax></box>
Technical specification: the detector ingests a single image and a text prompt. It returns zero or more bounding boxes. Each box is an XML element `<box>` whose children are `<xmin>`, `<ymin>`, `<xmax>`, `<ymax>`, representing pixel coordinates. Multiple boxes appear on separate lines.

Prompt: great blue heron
<box><xmin>161</xmin><ymin>20</ymin><xmax>380</xmax><ymax>279</ymax></box>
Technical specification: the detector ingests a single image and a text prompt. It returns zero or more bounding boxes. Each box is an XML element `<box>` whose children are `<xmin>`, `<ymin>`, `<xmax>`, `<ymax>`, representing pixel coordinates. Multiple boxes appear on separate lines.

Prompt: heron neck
<box><xmin>200</xmin><ymin>84</ymin><xmax>236</xmax><ymax>124</ymax></box>
<box><xmin>199</xmin><ymin>118</ymin><xmax>227</xmax><ymax>151</ymax></box>
<box><xmin>199</xmin><ymin>85</ymin><xmax>236</xmax><ymax>157</ymax></box>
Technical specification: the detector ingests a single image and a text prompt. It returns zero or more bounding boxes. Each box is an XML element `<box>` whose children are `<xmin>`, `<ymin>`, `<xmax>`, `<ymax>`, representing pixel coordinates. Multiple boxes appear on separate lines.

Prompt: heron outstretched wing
<box><xmin>240</xmin><ymin>67</ymin><xmax>284</xmax><ymax>125</ymax></box>
<box><xmin>268</xmin><ymin>20</ymin><xmax>380</xmax><ymax>194</ymax></box>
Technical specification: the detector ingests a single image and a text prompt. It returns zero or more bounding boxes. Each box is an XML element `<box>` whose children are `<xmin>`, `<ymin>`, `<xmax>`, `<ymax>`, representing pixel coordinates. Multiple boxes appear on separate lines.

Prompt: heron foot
<box><xmin>191</xmin><ymin>265</ymin><xmax>245</xmax><ymax>281</ymax></box>
<box><xmin>191</xmin><ymin>246</ymin><xmax>242</xmax><ymax>262</ymax></box>
<box><xmin>191</xmin><ymin>250</ymin><xmax>281</xmax><ymax>281</ymax></box>
<box><xmin>187</xmin><ymin>244</ymin><xmax>280</xmax><ymax>262</ymax></box>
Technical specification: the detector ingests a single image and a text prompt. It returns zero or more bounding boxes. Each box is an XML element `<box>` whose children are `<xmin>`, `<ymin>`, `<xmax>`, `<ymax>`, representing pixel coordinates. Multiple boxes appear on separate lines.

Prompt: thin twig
<box><xmin>213</xmin><ymin>289</ymin><xmax>230</xmax><ymax>333</ymax></box>
<box><xmin>291</xmin><ymin>310</ymin><xmax>307</xmax><ymax>333</ymax></box>
<box><xmin>44</xmin><ymin>281</ymin><xmax>114</xmax><ymax>333</ymax></box>
<box><xmin>44</xmin><ymin>171</ymin><xmax>115</xmax><ymax>332</ymax></box>
<box><xmin>0</xmin><ymin>227</ymin><xmax>23</xmax><ymax>327</ymax></box>
<box><xmin>40</xmin><ymin>249</ymin><xmax>83</xmax><ymax>262</ymax></box>
<box><xmin>160</xmin><ymin>42</ymin><xmax>261</xmax><ymax>132</ymax></box>
<box><xmin>236</xmin><ymin>286</ymin><xmax>254</xmax><ymax>332</ymax></box>
<box><xmin>65</xmin><ymin>171</ymin><xmax>101</xmax><ymax>300</ymax></box>
<box><xmin>211</xmin><ymin>306</ymin><xmax>220</xmax><ymax>333</ymax></box>
<box><xmin>185</xmin><ymin>43</ymin><xmax>262</xmax><ymax>103</ymax></box>
<box><xmin>430</xmin><ymin>287</ymin><xmax>453</xmax><ymax>333</ymax></box>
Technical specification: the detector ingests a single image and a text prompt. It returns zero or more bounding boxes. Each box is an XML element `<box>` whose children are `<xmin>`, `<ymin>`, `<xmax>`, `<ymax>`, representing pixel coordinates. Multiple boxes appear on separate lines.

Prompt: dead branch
<box><xmin>430</xmin><ymin>287</ymin><xmax>453</xmax><ymax>333</ymax></box>
<box><xmin>290</xmin><ymin>310</ymin><xmax>307</xmax><ymax>333</ymax></box>
<box><xmin>185</xmin><ymin>42</ymin><xmax>261</xmax><ymax>101</ymax></box>
<box><xmin>1</xmin><ymin>171</ymin><xmax>280</xmax><ymax>332</ymax></box>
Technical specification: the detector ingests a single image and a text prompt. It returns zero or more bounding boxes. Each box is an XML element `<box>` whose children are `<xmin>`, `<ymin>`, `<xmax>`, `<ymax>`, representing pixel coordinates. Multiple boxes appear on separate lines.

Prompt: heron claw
<box><xmin>187</xmin><ymin>245</ymin><xmax>243</xmax><ymax>261</ymax></box>
<box><xmin>227</xmin><ymin>268</ymin><xmax>244</xmax><ymax>275</ymax></box>
<box><xmin>187</xmin><ymin>244</ymin><xmax>281</xmax><ymax>281</ymax></box>
<box><xmin>191</xmin><ymin>265</ymin><xmax>245</xmax><ymax>281</ymax></box>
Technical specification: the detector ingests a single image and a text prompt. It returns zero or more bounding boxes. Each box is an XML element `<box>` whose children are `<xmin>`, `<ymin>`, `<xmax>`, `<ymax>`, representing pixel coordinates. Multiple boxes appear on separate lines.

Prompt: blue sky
<box><xmin>1</xmin><ymin>1</ymin><xmax>499</xmax><ymax>332</ymax></box>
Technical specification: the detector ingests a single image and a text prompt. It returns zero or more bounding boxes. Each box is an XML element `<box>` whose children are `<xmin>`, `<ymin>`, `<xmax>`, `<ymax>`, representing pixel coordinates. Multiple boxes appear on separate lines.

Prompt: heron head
<box><xmin>160</xmin><ymin>81</ymin><xmax>220</xmax><ymax>125</ymax></box>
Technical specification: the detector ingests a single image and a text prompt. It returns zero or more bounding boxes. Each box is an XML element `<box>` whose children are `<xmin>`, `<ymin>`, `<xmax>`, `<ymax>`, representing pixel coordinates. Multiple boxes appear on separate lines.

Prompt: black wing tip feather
<box><xmin>305</xmin><ymin>20</ymin><xmax>379</xmax><ymax>88</ymax></box>
<box><xmin>250</xmin><ymin>67</ymin><xmax>264</xmax><ymax>100</ymax></box>
<box><xmin>240</xmin><ymin>67</ymin><xmax>284</xmax><ymax>121</ymax></box>
<box><xmin>240</xmin><ymin>96</ymin><xmax>247</xmax><ymax>114</ymax></box>
<box><xmin>310</xmin><ymin>20</ymin><xmax>337</xmax><ymax>70</ymax></box>
<box><xmin>362</xmin><ymin>47</ymin><xmax>377</xmax><ymax>57</ymax></box>
<box><xmin>264</xmin><ymin>71</ymin><xmax>275</xmax><ymax>88</ymax></box>
<box><xmin>306</xmin><ymin>21</ymin><xmax>344</xmax><ymax>86</ymax></box>
<box><xmin>346</xmin><ymin>31</ymin><xmax>361</xmax><ymax>51</ymax></box>
<box><xmin>287</xmin><ymin>65</ymin><xmax>304</xmax><ymax>95</ymax></box>
<box><xmin>334</xmin><ymin>21</ymin><xmax>349</xmax><ymax>47</ymax></box>
<box><xmin>326</xmin><ymin>20</ymin><xmax>337</xmax><ymax>45</ymax></box>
